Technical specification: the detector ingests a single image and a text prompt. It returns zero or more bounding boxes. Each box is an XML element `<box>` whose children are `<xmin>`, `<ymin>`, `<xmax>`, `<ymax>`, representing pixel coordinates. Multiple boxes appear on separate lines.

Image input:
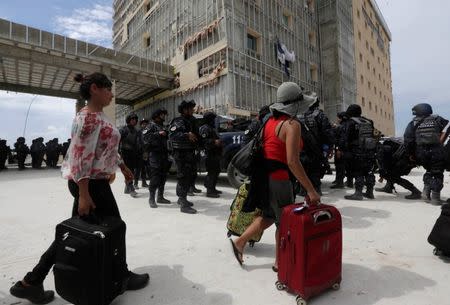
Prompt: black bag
<box><xmin>230</xmin><ymin>120</ymin><xmax>267</xmax><ymax>176</ymax></box>
<box><xmin>53</xmin><ymin>216</ymin><xmax>127</xmax><ymax>305</ymax></box>
<box><xmin>428</xmin><ymin>204</ymin><xmax>450</xmax><ymax>255</ymax></box>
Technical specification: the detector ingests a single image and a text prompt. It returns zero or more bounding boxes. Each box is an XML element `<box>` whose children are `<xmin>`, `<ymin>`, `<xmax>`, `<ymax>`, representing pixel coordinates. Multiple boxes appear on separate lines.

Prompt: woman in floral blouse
<box><xmin>10</xmin><ymin>73</ymin><xmax>149</xmax><ymax>304</ymax></box>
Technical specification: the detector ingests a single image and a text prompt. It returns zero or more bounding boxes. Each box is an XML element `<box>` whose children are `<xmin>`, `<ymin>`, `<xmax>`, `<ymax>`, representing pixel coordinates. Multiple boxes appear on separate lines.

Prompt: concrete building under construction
<box><xmin>112</xmin><ymin>0</ymin><xmax>322</xmax><ymax>125</ymax></box>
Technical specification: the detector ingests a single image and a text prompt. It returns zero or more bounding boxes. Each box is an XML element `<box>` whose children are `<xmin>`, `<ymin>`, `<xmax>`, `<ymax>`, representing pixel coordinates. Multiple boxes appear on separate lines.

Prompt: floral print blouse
<box><xmin>61</xmin><ymin>108</ymin><xmax>123</xmax><ymax>182</ymax></box>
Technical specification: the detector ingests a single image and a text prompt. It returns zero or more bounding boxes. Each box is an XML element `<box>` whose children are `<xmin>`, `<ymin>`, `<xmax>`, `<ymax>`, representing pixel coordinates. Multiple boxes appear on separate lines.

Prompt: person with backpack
<box><xmin>14</xmin><ymin>137</ymin><xmax>30</xmax><ymax>170</ymax></box>
<box><xmin>229</xmin><ymin>82</ymin><xmax>320</xmax><ymax>269</ymax></box>
<box><xmin>340</xmin><ymin>104</ymin><xmax>377</xmax><ymax>200</ymax></box>
<box><xmin>9</xmin><ymin>72</ymin><xmax>149</xmax><ymax>305</ymax></box>
<box><xmin>403</xmin><ymin>103</ymin><xmax>448</xmax><ymax>204</ymax></box>
<box><xmin>297</xmin><ymin>93</ymin><xmax>333</xmax><ymax>195</ymax></box>
<box><xmin>375</xmin><ymin>137</ymin><xmax>422</xmax><ymax>199</ymax></box>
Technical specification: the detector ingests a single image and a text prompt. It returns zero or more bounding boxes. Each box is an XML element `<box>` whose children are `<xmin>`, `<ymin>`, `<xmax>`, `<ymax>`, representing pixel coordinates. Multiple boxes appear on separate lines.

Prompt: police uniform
<box><xmin>199</xmin><ymin>112</ymin><xmax>222</xmax><ymax>197</ymax></box>
<box><xmin>404</xmin><ymin>103</ymin><xmax>448</xmax><ymax>203</ymax></box>
<box><xmin>14</xmin><ymin>137</ymin><xmax>30</xmax><ymax>170</ymax></box>
<box><xmin>134</xmin><ymin>120</ymin><xmax>149</xmax><ymax>188</ymax></box>
<box><xmin>0</xmin><ymin>139</ymin><xmax>10</xmax><ymax>170</ymax></box>
<box><xmin>119</xmin><ymin>114</ymin><xmax>140</xmax><ymax>196</ymax></box>
<box><xmin>169</xmin><ymin>100</ymin><xmax>198</xmax><ymax>214</ymax></box>
<box><xmin>341</xmin><ymin>104</ymin><xmax>377</xmax><ymax>200</ymax></box>
<box><xmin>331</xmin><ymin>112</ymin><xmax>348</xmax><ymax>188</ymax></box>
<box><xmin>298</xmin><ymin>106</ymin><xmax>333</xmax><ymax>194</ymax></box>
<box><xmin>142</xmin><ymin>109</ymin><xmax>171</xmax><ymax>207</ymax></box>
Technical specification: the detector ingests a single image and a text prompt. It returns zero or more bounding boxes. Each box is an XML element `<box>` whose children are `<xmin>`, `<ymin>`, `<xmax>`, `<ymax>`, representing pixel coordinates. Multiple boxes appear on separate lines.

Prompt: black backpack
<box><xmin>351</xmin><ymin>117</ymin><xmax>377</xmax><ymax>151</ymax></box>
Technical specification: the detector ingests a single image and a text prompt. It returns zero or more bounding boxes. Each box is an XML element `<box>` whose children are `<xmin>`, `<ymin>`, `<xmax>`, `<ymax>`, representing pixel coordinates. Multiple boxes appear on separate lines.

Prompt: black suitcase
<box><xmin>53</xmin><ymin>216</ymin><xmax>127</xmax><ymax>305</ymax></box>
<box><xmin>428</xmin><ymin>204</ymin><xmax>450</xmax><ymax>256</ymax></box>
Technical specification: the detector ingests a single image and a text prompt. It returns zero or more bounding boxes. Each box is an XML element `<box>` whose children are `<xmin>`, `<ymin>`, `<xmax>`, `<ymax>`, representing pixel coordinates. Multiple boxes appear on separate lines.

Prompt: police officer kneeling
<box><xmin>169</xmin><ymin>100</ymin><xmax>199</xmax><ymax>214</ymax></box>
<box><xmin>199</xmin><ymin>112</ymin><xmax>223</xmax><ymax>198</ymax></box>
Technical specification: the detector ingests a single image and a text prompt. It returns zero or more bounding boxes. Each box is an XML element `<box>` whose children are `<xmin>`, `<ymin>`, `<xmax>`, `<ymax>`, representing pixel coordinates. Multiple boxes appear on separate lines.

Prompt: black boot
<box><xmin>10</xmin><ymin>281</ymin><xmax>55</xmax><ymax>304</ymax></box>
<box><xmin>213</xmin><ymin>188</ymin><xmax>223</xmax><ymax>194</ymax></box>
<box><xmin>178</xmin><ymin>198</ymin><xmax>197</xmax><ymax>214</ymax></box>
<box><xmin>128</xmin><ymin>183</ymin><xmax>138</xmax><ymax>198</ymax></box>
<box><xmin>125</xmin><ymin>271</ymin><xmax>149</xmax><ymax>291</ymax></box>
<box><xmin>405</xmin><ymin>191</ymin><xmax>422</xmax><ymax>200</ymax></box>
<box><xmin>431</xmin><ymin>191</ymin><xmax>442</xmax><ymax>205</ymax></box>
<box><xmin>142</xmin><ymin>180</ymin><xmax>149</xmax><ymax>188</ymax></box>
<box><xmin>422</xmin><ymin>185</ymin><xmax>431</xmax><ymax>201</ymax></box>
<box><xmin>133</xmin><ymin>180</ymin><xmax>139</xmax><ymax>189</ymax></box>
<box><xmin>363</xmin><ymin>187</ymin><xmax>375</xmax><ymax>199</ymax></box>
<box><xmin>345</xmin><ymin>188</ymin><xmax>364</xmax><ymax>200</ymax></box>
<box><xmin>148</xmin><ymin>191</ymin><xmax>157</xmax><ymax>208</ymax></box>
<box><xmin>157</xmin><ymin>187</ymin><xmax>171</xmax><ymax>204</ymax></box>
<box><xmin>124</xmin><ymin>184</ymin><xmax>130</xmax><ymax>194</ymax></box>
<box><xmin>206</xmin><ymin>190</ymin><xmax>220</xmax><ymax>198</ymax></box>
<box><xmin>190</xmin><ymin>186</ymin><xmax>202</xmax><ymax>193</ymax></box>
<box><xmin>375</xmin><ymin>184</ymin><xmax>393</xmax><ymax>194</ymax></box>
<box><xmin>330</xmin><ymin>181</ymin><xmax>345</xmax><ymax>189</ymax></box>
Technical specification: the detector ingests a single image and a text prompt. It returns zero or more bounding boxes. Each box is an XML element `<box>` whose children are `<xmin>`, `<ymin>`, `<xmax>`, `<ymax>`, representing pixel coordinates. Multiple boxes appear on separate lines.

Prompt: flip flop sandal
<box><xmin>229</xmin><ymin>239</ymin><xmax>243</xmax><ymax>266</ymax></box>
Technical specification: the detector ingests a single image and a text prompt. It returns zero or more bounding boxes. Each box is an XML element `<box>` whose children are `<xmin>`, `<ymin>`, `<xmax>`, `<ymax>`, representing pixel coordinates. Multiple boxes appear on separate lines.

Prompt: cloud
<box><xmin>0</xmin><ymin>92</ymin><xmax>74</xmax><ymax>145</ymax></box>
<box><xmin>54</xmin><ymin>3</ymin><xmax>113</xmax><ymax>47</ymax></box>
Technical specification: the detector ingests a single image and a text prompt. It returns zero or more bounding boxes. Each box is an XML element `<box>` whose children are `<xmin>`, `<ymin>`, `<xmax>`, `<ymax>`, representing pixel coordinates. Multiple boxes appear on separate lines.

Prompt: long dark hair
<box><xmin>74</xmin><ymin>72</ymin><xmax>112</xmax><ymax>100</ymax></box>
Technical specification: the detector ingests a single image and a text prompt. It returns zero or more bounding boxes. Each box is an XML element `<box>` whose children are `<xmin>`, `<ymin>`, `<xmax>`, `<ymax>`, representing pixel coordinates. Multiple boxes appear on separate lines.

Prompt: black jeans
<box><xmin>24</xmin><ymin>179</ymin><xmax>125</xmax><ymax>286</ymax></box>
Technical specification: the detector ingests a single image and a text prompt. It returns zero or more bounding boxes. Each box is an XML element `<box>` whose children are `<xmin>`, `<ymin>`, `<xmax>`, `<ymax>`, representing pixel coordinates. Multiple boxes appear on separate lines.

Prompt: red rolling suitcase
<box><xmin>276</xmin><ymin>203</ymin><xmax>342</xmax><ymax>305</ymax></box>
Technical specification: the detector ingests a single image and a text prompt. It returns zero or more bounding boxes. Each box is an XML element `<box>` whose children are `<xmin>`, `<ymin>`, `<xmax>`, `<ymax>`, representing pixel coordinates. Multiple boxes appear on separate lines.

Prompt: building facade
<box><xmin>352</xmin><ymin>0</ymin><xmax>394</xmax><ymax>135</ymax></box>
<box><xmin>112</xmin><ymin>0</ymin><xmax>321</xmax><ymax>125</ymax></box>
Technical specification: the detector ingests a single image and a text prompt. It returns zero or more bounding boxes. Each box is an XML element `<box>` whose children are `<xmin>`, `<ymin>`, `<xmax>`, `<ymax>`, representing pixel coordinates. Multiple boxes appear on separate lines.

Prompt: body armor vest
<box><xmin>415</xmin><ymin>115</ymin><xmax>441</xmax><ymax>146</ymax></box>
<box><xmin>351</xmin><ymin>117</ymin><xmax>376</xmax><ymax>151</ymax></box>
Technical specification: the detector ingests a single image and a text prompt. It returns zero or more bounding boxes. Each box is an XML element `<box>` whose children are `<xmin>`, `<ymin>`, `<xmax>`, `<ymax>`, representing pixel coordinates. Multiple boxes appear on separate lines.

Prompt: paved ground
<box><xmin>0</xmin><ymin>167</ymin><xmax>449</xmax><ymax>305</ymax></box>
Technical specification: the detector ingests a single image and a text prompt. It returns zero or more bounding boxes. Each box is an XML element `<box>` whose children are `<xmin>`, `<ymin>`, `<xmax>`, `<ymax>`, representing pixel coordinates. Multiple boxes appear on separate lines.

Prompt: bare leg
<box><xmin>233</xmin><ymin>216</ymin><xmax>274</xmax><ymax>261</ymax></box>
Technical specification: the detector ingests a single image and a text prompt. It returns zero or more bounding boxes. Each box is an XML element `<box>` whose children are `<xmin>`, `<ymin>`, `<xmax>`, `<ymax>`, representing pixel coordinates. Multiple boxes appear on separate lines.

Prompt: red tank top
<box><xmin>263</xmin><ymin>116</ymin><xmax>303</xmax><ymax>180</ymax></box>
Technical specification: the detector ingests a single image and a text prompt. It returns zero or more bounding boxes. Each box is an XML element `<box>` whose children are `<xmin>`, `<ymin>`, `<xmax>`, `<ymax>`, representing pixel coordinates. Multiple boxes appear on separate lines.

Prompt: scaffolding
<box><xmin>113</xmin><ymin>0</ymin><xmax>321</xmax><ymax>123</ymax></box>
<box><xmin>317</xmin><ymin>0</ymin><xmax>356</xmax><ymax>120</ymax></box>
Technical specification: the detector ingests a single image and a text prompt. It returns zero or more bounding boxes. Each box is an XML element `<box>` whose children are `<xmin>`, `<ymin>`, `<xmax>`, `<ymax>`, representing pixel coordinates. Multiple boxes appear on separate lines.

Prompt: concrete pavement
<box><xmin>0</xmin><ymin>167</ymin><xmax>449</xmax><ymax>305</ymax></box>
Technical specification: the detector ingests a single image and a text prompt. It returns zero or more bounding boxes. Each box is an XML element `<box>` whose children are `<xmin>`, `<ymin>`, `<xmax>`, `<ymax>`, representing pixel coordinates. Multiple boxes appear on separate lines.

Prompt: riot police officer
<box><xmin>0</xmin><ymin>139</ymin><xmax>10</xmax><ymax>170</ymax></box>
<box><xmin>61</xmin><ymin>139</ymin><xmax>71</xmax><ymax>159</ymax></box>
<box><xmin>30</xmin><ymin>137</ymin><xmax>45</xmax><ymax>169</ymax></box>
<box><xmin>330</xmin><ymin>112</ymin><xmax>348</xmax><ymax>189</ymax></box>
<box><xmin>243</xmin><ymin>105</ymin><xmax>271</xmax><ymax>145</ymax></box>
<box><xmin>45</xmin><ymin>138</ymin><xmax>60</xmax><ymax>168</ymax></box>
<box><xmin>375</xmin><ymin>137</ymin><xmax>421</xmax><ymax>199</ymax></box>
<box><xmin>119</xmin><ymin>113</ymin><xmax>140</xmax><ymax>197</ymax></box>
<box><xmin>404</xmin><ymin>103</ymin><xmax>448</xmax><ymax>204</ymax></box>
<box><xmin>14</xmin><ymin>137</ymin><xmax>30</xmax><ymax>170</ymax></box>
<box><xmin>297</xmin><ymin>93</ymin><xmax>333</xmax><ymax>195</ymax></box>
<box><xmin>169</xmin><ymin>100</ymin><xmax>199</xmax><ymax>214</ymax></box>
<box><xmin>142</xmin><ymin>109</ymin><xmax>171</xmax><ymax>208</ymax></box>
<box><xmin>341</xmin><ymin>104</ymin><xmax>377</xmax><ymax>200</ymax></box>
<box><xmin>135</xmin><ymin>118</ymin><xmax>149</xmax><ymax>189</ymax></box>
<box><xmin>199</xmin><ymin>112</ymin><xmax>223</xmax><ymax>198</ymax></box>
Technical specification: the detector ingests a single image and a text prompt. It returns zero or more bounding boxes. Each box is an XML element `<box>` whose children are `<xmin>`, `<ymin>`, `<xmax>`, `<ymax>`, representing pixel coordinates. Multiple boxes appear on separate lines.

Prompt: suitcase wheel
<box><xmin>296</xmin><ymin>296</ymin><xmax>307</xmax><ymax>305</ymax></box>
<box><xmin>275</xmin><ymin>281</ymin><xmax>285</xmax><ymax>291</ymax></box>
<box><xmin>249</xmin><ymin>241</ymin><xmax>255</xmax><ymax>248</ymax></box>
<box><xmin>332</xmin><ymin>283</ymin><xmax>340</xmax><ymax>290</ymax></box>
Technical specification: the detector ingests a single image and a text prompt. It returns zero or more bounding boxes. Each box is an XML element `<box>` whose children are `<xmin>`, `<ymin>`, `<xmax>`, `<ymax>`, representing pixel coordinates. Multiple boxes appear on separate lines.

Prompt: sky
<box><xmin>0</xmin><ymin>0</ymin><xmax>449</xmax><ymax>145</ymax></box>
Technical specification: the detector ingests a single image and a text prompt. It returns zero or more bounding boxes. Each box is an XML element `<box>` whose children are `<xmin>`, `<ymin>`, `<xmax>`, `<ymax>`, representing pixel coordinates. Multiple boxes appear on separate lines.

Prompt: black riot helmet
<box><xmin>177</xmin><ymin>100</ymin><xmax>196</xmax><ymax>114</ymax></box>
<box><xmin>346</xmin><ymin>104</ymin><xmax>362</xmax><ymax>118</ymax></box>
<box><xmin>412</xmin><ymin>103</ymin><xmax>433</xmax><ymax>116</ymax></box>
<box><xmin>151</xmin><ymin>108</ymin><xmax>168</xmax><ymax>120</ymax></box>
<box><xmin>203</xmin><ymin>112</ymin><xmax>217</xmax><ymax>125</ymax></box>
<box><xmin>337</xmin><ymin>111</ymin><xmax>348</xmax><ymax>120</ymax></box>
<box><xmin>126</xmin><ymin>113</ymin><xmax>138</xmax><ymax>124</ymax></box>
<box><xmin>17</xmin><ymin>137</ymin><xmax>25</xmax><ymax>143</ymax></box>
